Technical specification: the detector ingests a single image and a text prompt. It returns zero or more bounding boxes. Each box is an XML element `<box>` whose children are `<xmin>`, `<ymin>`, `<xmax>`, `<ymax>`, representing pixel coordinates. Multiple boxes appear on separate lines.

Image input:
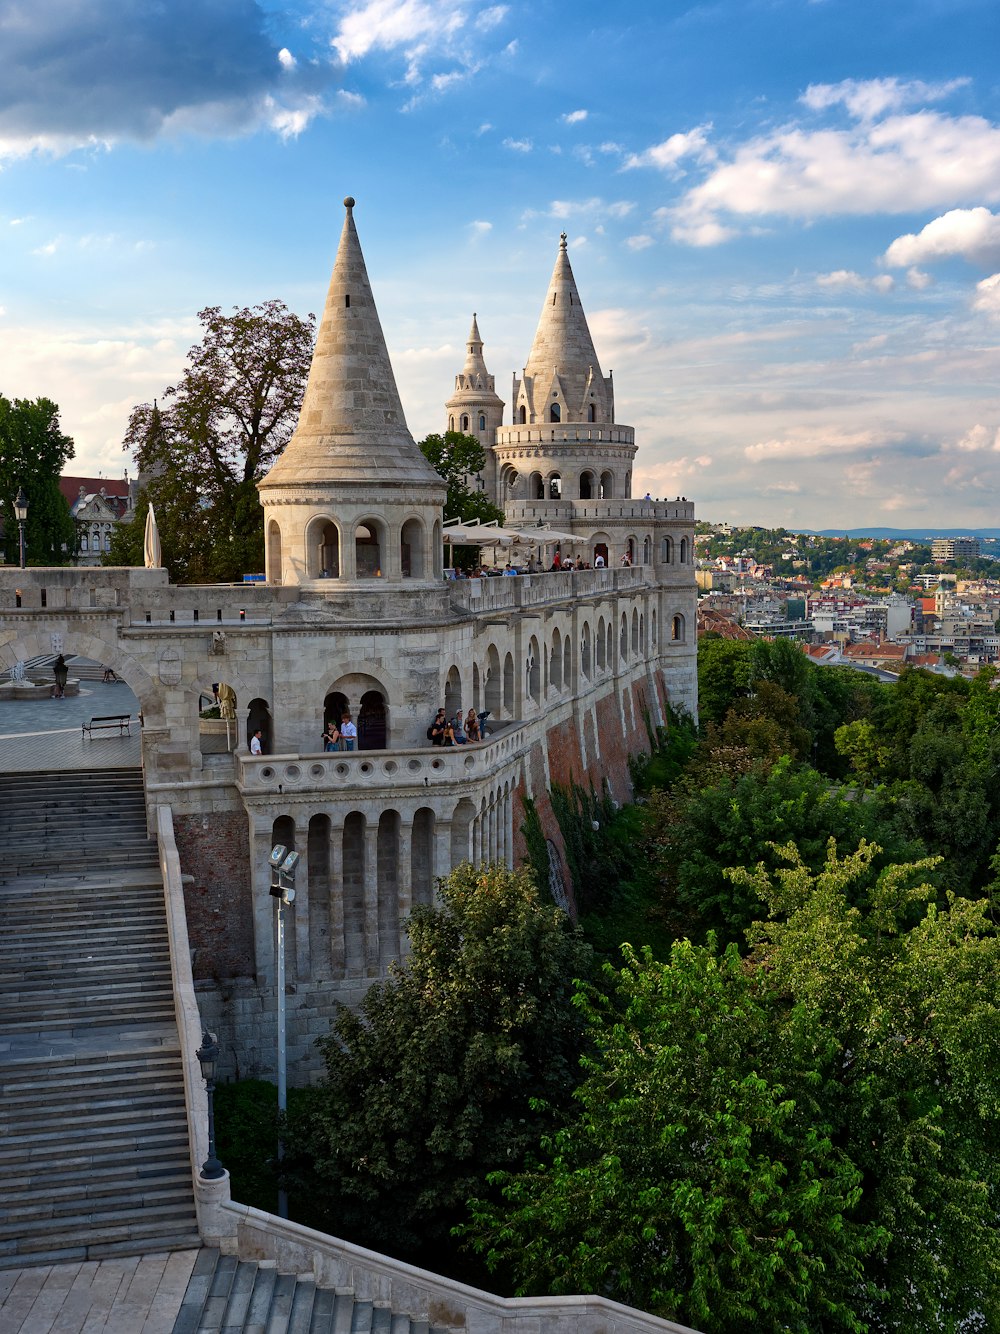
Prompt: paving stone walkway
<box><xmin>0</xmin><ymin>1251</ymin><xmax>200</xmax><ymax>1333</ymax></box>
<box><xmin>0</xmin><ymin>682</ymin><xmax>141</xmax><ymax>771</ymax></box>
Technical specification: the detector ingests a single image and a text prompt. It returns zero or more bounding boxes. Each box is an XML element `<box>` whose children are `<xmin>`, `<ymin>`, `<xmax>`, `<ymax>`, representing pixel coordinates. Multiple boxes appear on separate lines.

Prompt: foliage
<box><xmin>0</xmin><ymin>394</ymin><xmax>76</xmax><ymax>564</ymax></box>
<box><xmin>418</xmin><ymin>430</ymin><xmax>504</xmax><ymax>567</ymax></box>
<box><xmin>465</xmin><ymin>844</ymin><xmax>1000</xmax><ymax>1334</ymax></box>
<box><xmin>519</xmin><ymin>797</ymin><xmax>553</xmax><ymax>903</ymax></box>
<box><xmin>108</xmin><ymin>302</ymin><xmax>315</xmax><ymax>581</ymax></box>
<box><xmin>629</xmin><ymin>707</ymin><xmax>699</xmax><ymax>792</ymax></box>
<box><xmin>645</xmin><ymin>758</ymin><xmax>928</xmax><ymax>946</ymax></box>
<box><xmin>549</xmin><ymin>779</ymin><xmax>645</xmax><ymax>918</ymax></box>
<box><xmin>284</xmin><ymin>863</ymin><xmax>592</xmax><ymax>1268</ymax></box>
<box><xmin>213</xmin><ymin>1078</ymin><xmax>309</xmax><ymax>1216</ymax></box>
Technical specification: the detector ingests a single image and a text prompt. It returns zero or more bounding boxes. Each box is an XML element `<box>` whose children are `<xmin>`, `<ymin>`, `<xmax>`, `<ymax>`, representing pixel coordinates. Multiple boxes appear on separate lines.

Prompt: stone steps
<box><xmin>0</xmin><ymin>765</ymin><xmax>199</xmax><ymax>1269</ymax></box>
<box><xmin>173</xmin><ymin>1249</ymin><xmax>453</xmax><ymax>1334</ymax></box>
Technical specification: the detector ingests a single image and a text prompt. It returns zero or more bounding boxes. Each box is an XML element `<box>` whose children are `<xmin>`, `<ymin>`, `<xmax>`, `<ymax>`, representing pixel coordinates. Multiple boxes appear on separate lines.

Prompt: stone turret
<box><xmin>259</xmin><ymin>197</ymin><xmax>446</xmax><ymax>586</ymax></box>
<box><xmin>494</xmin><ymin>233</ymin><xmax>635</xmax><ymax>508</ymax></box>
<box><xmin>444</xmin><ymin>314</ymin><xmax>504</xmax><ymax>497</ymax></box>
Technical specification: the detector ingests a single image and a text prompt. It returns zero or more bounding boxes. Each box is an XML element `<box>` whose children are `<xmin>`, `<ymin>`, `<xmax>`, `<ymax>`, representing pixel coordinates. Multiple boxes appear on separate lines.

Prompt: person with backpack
<box><xmin>427</xmin><ymin>709</ymin><xmax>447</xmax><ymax>746</ymax></box>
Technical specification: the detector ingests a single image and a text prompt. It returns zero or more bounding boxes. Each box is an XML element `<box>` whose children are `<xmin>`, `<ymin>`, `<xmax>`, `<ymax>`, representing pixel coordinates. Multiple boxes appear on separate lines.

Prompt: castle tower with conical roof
<box><xmin>444</xmin><ymin>314</ymin><xmax>504</xmax><ymax>498</ymax></box>
<box><xmin>259</xmin><ymin>197</ymin><xmax>446</xmax><ymax>586</ymax></box>
<box><xmin>492</xmin><ymin>233</ymin><xmax>637</xmax><ymax>513</ymax></box>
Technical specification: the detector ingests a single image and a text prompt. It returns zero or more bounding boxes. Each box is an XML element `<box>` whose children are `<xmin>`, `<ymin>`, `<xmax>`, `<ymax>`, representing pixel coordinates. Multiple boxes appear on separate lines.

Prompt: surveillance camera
<box><xmin>269</xmin><ymin>844</ymin><xmax>287</xmax><ymax>868</ymax></box>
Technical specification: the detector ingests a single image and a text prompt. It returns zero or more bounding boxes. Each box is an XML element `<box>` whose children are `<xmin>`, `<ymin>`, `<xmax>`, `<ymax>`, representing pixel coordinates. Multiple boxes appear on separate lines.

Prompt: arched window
<box><xmin>652</xmin><ymin>610</ymin><xmax>657</xmax><ymax>644</ymax></box>
<box><xmin>596</xmin><ymin>616</ymin><xmax>606</xmax><ymax>671</ymax></box>
<box><xmin>680</xmin><ymin>537</ymin><xmax>689</xmax><ymax>564</ymax></box>
<box><xmin>563</xmin><ymin>633</ymin><xmax>571</xmax><ymax>687</ymax></box>
<box><xmin>432</xmin><ymin>520</ymin><xmax>442</xmax><ymax>579</ymax></box>
<box><xmin>485</xmin><ymin>644</ymin><xmax>501</xmax><ymax>715</ymax></box>
<box><xmin>642</xmin><ymin>536</ymin><xmax>651</xmax><ymax>565</ymax></box>
<box><xmin>551</xmin><ymin>629</ymin><xmax>563</xmax><ymax>691</ymax></box>
<box><xmin>355</xmin><ymin>521</ymin><xmax>382</xmax><ymax>578</ymax></box>
<box><xmin>549</xmin><ymin>402</ymin><xmax>561</xmax><ymax>423</ymax></box>
<box><xmin>311</xmin><ymin>519</ymin><xmax>340</xmax><ymax>579</ymax></box>
<box><xmin>359</xmin><ymin>690</ymin><xmax>388</xmax><ymax>749</ymax></box>
<box><xmin>662</xmin><ymin>536</ymin><xmax>673</xmax><ymax>564</ymax></box>
<box><xmin>588</xmin><ymin>403</ymin><xmax>596</xmax><ymax>422</ymax></box>
<box><xmin>581</xmin><ymin>622</ymin><xmax>592</xmax><ymax>677</ymax></box>
<box><xmin>579</xmin><ymin>471</ymin><xmax>594</xmax><ymax>500</ymax></box>
<box><xmin>478</xmin><ymin>414</ymin><xmax>486</xmax><ymax>432</ymax></box>
<box><xmin>620</xmin><ymin>614</ymin><xmax>628</xmax><ymax>661</ymax></box>
<box><xmin>503</xmin><ymin>652</ymin><xmax>514</xmax><ymax>715</ymax></box>
<box><xmin>672</xmin><ymin>614</ymin><xmax>685</xmax><ymax>642</ymax></box>
<box><xmin>599</xmin><ymin>471</ymin><xmax>614</xmax><ymax>500</ymax></box>
<box><xmin>401</xmin><ymin>517</ymin><xmax>424</xmax><ymax>578</ymax></box>
<box><xmin>518</xmin><ymin>404</ymin><xmax>527</xmax><ymax>424</ymax></box>
<box><xmin>626</xmin><ymin>536</ymin><xmax>636</xmax><ymax>564</ymax></box>
<box><xmin>449</xmin><ymin>416</ymin><xmax>455</xmax><ymax>431</ymax></box>
<box><xmin>267</xmin><ymin>520</ymin><xmax>282</xmax><ymax>583</ymax></box>
<box><xmin>444</xmin><ymin>666</ymin><xmax>462</xmax><ymax>720</ymax></box>
<box><xmin>548</xmin><ymin>473</ymin><xmax>562</xmax><ymax>500</ymax></box>
<box><xmin>461</xmin><ymin>414</ymin><xmax>469</xmax><ymax>432</ymax></box>
<box><xmin>632</xmin><ymin>608</ymin><xmax>640</xmax><ymax>654</ymax></box>
<box><xmin>527</xmin><ymin>637</ymin><xmax>540</xmax><ymax>703</ymax></box>
<box><xmin>529</xmin><ymin>471</ymin><xmax>544</xmax><ymax>500</ymax></box>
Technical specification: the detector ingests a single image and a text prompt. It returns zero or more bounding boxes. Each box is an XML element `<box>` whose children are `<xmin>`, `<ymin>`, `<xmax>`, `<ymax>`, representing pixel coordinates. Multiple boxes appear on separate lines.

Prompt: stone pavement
<box><xmin>0</xmin><ymin>1251</ymin><xmax>200</xmax><ymax>1333</ymax></box>
<box><xmin>0</xmin><ymin>682</ymin><xmax>140</xmax><ymax>771</ymax></box>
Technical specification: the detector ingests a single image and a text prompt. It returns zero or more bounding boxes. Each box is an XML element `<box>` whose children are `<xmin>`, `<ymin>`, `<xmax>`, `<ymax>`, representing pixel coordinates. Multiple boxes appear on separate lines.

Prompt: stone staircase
<box><xmin>0</xmin><ymin>766</ymin><xmax>200</xmax><ymax>1268</ymax></box>
<box><xmin>174</xmin><ymin>1250</ymin><xmax>452</xmax><ymax>1334</ymax></box>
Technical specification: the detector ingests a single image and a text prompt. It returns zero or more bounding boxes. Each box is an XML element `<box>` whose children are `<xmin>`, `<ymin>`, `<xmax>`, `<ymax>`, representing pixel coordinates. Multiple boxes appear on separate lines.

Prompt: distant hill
<box><xmin>804</xmin><ymin>528</ymin><xmax>1000</xmax><ymax>542</ymax></box>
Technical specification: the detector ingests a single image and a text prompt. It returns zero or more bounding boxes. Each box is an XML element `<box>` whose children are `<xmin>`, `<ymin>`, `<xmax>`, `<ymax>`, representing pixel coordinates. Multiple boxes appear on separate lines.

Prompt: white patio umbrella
<box><xmin>143</xmin><ymin>503</ymin><xmax>162</xmax><ymax>569</ymax></box>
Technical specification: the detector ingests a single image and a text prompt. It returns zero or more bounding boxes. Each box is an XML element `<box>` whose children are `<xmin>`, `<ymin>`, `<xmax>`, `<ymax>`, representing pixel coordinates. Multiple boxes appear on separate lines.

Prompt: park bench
<box><xmin>82</xmin><ymin>714</ymin><xmax>132</xmax><ymax>739</ymax></box>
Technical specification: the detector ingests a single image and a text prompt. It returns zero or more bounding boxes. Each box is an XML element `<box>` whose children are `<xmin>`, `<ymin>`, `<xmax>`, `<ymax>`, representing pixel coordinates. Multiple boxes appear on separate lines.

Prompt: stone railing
<box><xmin>450</xmin><ymin>565</ymin><xmax>646</xmax><ymax>616</ymax></box>
<box><xmin>218</xmin><ymin>1204</ymin><xmax>704</xmax><ymax>1334</ymax></box>
<box><xmin>236</xmin><ymin>725</ymin><xmax>529</xmax><ymax>797</ymax></box>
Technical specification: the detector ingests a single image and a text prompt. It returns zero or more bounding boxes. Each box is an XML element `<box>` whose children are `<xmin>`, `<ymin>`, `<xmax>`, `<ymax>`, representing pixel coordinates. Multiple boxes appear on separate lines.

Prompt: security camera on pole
<box><xmin>269</xmin><ymin>843</ymin><xmax>299</xmax><ymax>1218</ymax></box>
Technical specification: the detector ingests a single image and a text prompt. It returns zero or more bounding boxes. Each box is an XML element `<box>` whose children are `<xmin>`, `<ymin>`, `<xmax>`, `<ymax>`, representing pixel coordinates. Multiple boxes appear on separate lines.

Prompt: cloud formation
<box><xmin>0</xmin><ymin>0</ymin><xmax>328</xmax><ymax>157</ymax></box>
<box><xmin>884</xmin><ymin>208</ymin><xmax>1000</xmax><ymax>269</ymax></box>
<box><xmin>816</xmin><ymin>270</ymin><xmax>894</xmax><ymax>294</ymax></box>
<box><xmin>972</xmin><ymin>273</ymin><xmax>1000</xmax><ymax>317</ymax></box>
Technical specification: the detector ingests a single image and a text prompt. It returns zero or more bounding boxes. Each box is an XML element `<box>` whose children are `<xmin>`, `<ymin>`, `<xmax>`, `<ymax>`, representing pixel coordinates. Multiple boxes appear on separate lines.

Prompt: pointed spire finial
<box><xmin>559</xmin><ymin>231</ymin><xmax>568</xmax><ymax>250</ymax></box>
<box><xmin>344</xmin><ymin>196</ymin><xmax>355</xmax><ymax>210</ymax></box>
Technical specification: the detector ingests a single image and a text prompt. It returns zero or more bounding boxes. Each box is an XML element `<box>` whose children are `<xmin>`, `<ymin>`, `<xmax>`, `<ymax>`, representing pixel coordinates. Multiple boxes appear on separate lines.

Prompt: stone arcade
<box><xmin>0</xmin><ymin>199</ymin><xmax>697</xmax><ymax>1081</ymax></box>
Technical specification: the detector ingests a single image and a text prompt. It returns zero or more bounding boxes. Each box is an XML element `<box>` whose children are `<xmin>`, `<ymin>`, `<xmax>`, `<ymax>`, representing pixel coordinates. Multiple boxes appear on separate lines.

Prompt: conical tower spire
<box><xmin>517</xmin><ymin>232</ymin><xmax>613</xmax><ymax>423</ymax></box>
<box><xmin>261</xmin><ymin>197</ymin><xmax>442</xmax><ymax>488</ymax></box>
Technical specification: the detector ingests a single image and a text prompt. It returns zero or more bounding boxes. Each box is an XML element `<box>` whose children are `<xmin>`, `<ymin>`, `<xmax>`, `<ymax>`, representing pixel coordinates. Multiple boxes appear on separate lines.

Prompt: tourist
<box><xmin>52</xmin><ymin>654</ymin><xmax>68</xmax><ymax>699</ymax></box>
<box><xmin>250</xmin><ymin>728</ymin><xmax>263</xmax><ymax>756</ymax></box>
<box><xmin>102</xmin><ymin>665</ymin><xmax>118</xmax><ymax>683</ymax></box>
<box><xmin>428</xmin><ymin>708</ymin><xmax>447</xmax><ymax>745</ymax></box>
<box><xmin>594</xmin><ymin>553</ymin><xmax>605</xmax><ymax>568</ymax></box>
<box><xmin>465</xmin><ymin>708</ymin><xmax>481</xmax><ymax>742</ymax></box>
<box><xmin>340</xmin><ymin>712</ymin><xmax>358</xmax><ymax>751</ymax></box>
<box><xmin>452</xmin><ymin>714</ymin><xmax>468</xmax><ymax>744</ymax></box>
<box><xmin>323</xmin><ymin>721</ymin><xmax>340</xmax><ymax>752</ymax></box>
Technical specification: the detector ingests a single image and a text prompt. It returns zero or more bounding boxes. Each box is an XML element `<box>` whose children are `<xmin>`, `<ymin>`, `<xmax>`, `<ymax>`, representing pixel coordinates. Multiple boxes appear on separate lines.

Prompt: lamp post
<box><xmin>269</xmin><ymin>843</ymin><xmax>300</xmax><ymax>1218</ymax></box>
<box><xmin>14</xmin><ymin>487</ymin><xmax>27</xmax><ymax>570</ymax></box>
<box><xmin>195</xmin><ymin>1030</ymin><xmax>225</xmax><ymax>1180</ymax></box>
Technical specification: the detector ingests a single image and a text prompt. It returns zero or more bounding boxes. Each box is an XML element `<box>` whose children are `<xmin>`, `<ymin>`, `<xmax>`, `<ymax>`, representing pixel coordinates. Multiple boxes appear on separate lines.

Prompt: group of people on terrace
<box><xmin>449</xmin><ymin>550</ymin><xmax>626</xmax><ymax>578</ymax></box>
<box><xmin>322</xmin><ymin>713</ymin><xmax>358</xmax><ymax>752</ymax></box>
<box><xmin>427</xmin><ymin>707</ymin><xmax>485</xmax><ymax>746</ymax></box>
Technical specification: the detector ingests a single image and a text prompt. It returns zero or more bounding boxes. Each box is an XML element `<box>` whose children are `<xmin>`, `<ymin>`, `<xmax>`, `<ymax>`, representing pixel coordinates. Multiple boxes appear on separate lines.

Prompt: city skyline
<box><xmin>1</xmin><ymin>0</ymin><xmax>998</xmax><ymax>530</ymax></box>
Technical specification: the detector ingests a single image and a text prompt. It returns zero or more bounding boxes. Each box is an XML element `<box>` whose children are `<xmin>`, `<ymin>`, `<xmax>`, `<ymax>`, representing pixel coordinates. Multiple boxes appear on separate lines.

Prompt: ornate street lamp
<box><xmin>14</xmin><ymin>487</ymin><xmax>27</xmax><ymax>570</ymax></box>
<box><xmin>195</xmin><ymin>1030</ymin><xmax>225</xmax><ymax>1180</ymax></box>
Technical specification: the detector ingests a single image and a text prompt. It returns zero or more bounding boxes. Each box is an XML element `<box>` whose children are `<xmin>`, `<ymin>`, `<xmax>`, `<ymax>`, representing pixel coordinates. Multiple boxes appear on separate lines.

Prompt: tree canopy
<box><xmin>0</xmin><ymin>394</ymin><xmax>76</xmax><ymax>565</ymax></box>
<box><xmin>107</xmin><ymin>301</ymin><xmax>314</xmax><ymax>581</ymax></box>
<box><xmin>418</xmin><ymin>431</ymin><xmax>504</xmax><ymax>530</ymax></box>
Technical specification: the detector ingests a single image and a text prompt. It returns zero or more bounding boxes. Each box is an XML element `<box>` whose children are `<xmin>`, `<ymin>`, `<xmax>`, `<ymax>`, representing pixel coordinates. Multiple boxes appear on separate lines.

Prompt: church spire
<box><xmin>261</xmin><ymin>197</ymin><xmax>442</xmax><ymax>487</ymax></box>
<box><xmin>516</xmin><ymin>232</ymin><xmax>613</xmax><ymax>424</ymax></box>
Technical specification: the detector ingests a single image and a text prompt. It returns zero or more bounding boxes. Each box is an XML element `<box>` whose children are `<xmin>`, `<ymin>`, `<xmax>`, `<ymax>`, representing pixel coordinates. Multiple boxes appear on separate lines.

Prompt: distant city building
<box><xmin>932</xmin><ymin>537</ymin><xmax>980</xmax><ymax>562</ymax></box>
<box><xmin>58</xmin><ymin>475</ymin><xmax>135</xmax><ymax>566</ymax></box>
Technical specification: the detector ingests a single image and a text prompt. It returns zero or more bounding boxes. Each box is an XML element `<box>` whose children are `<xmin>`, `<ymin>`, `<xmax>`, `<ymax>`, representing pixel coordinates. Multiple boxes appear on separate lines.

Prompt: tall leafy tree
<box><xmin>0</xmin><ymin>394</ymin><xmax>76</xmax><ymax>565</ymax></box>
<box><xmin>284</xmin><ymin>863</ymin><xmax>592</xmax><ymax>1264</ymax></box>
<box><xmin>108</xmin><ymin>301</ymin><xmax>315</xmax><ymax>581</ymax></box>
<box><xmin>418</xmin><ymin>431</ymin><xmax>505</xmax><ymax>521</ymax></box>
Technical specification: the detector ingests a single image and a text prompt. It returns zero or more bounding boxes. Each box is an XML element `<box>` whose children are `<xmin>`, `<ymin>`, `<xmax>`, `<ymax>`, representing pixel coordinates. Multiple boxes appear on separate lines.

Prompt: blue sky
<box><xmin>1</xmin><ymin>0</ymin><xmax>999</xmax><ymax>529</ymax></box>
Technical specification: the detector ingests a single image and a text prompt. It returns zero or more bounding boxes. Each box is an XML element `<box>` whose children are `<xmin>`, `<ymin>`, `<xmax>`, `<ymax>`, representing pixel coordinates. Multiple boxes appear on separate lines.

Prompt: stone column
<box><xmin>433</xmin><ymin>817</ymin><xmax>452</xmax><ymax>895</ymax></box>
<box><xmin>397</xmin><ymin>818</ymin><xmax>413</xmax><ymax>953</ymax></box>
<box><xmin>364</xmin><ymin>821</ymin><xmax>380</xmax><ymax>975</ymax></box>
<box><xmin>329</xmin><ymin>817</ymin><xmax>345</xmax><ymax>979</ymax></box>
<box><xmin>503</xmin><ymin>788</ymin><xmax>513</xmax><ymax>868</ymax></box>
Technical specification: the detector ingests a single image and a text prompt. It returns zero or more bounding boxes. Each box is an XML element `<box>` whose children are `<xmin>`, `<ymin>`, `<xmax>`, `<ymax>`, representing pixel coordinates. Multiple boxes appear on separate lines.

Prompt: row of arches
<box><xmin>449</xmin><ymin>413</ymin><xmax>489</xmax><ymax>433</ymax></box>
<box><xmin>267</xmin><ymin>514</ymin><xmax>443</xmax><ymax>583</ymax></box>
<box><xmin>501</xmin><ymin>467</ymin><xmax>624</xmax><ymax>501</ymax></box>
<box><xmin>513</xmin><ymin>404</ymin><xmax>600</xmax><ymax>425</ymax></box>
<box><xmin>262</xmin><ymin>789</ymin><xmax>514</xmax><ymax>981</ymax></box>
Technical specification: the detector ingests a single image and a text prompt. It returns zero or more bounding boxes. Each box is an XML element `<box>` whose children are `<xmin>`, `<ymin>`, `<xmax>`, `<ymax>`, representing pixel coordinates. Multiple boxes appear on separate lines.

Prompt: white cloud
<box><xmin>469</xmin><ymin>219</ymin><xmax>492</xmax><ymax>234</ymax></box>
<box><xmin>626</xmin><ymin>234</ymin><xmax>654</xmax><ymax>251</ymax></box>
<box><xmin>745</xmin><ymin>427</ymin><xmax>905</xmax><ymax>463</ymax></box>
<box><xmin>336</xmin><ymin>90</ymin><xmax>367</xmax><ymax>110</ymax></box>
<box><xmin>906</xmin><ymin>268</ymin><xmax>932</xmax><ymax>290</ymax></box>
<box><xmin>625</xmin><ymin>125</ymin><xmax>713</xmax><ymax>174</ymax></box>
<box><xmin>277</xmin><ymin>48</ymin><xmax>296</xmax><ymax>70</ymax></box>
<box><xmin>502</xmin><ymin>137</ymin><xmax>532</xmax><ymax>153</ymax></box>
<box><xmin>815</xmin><ymin>270</ymin><xmax>893</xmax><ymax>294</ymax></box>
<box><xmin>972</xmin><ymin>273</ymin><xmax>1000</xmax><ymax>316</ymax></box>
<box><xmin>561</xmin><ymin>109</ymin><xmax>588</xmax><ymax>125</ymax></box>
<box><xmin>801</xmin><ymin>77</ymin><xmax>968</xmax><ymax>121</ymax></box>
<box><xmin>952</xmin><ymin>424</ymin><xmax>1000</xmax><ymax>452</ymax></box>
<box><xmin>333</xmin><ymin>0</ymin><xmax>466</xmax><ymax>63</ymax></box>
<box><xmin>475</xmin><ymin>5</ymin><xmax>508</xmax><ymax>29</ymax></box>
<box><xmin>884</xmin><ymin>207</ymin><xmax>1000</xmax><ymax>269</ymax></box>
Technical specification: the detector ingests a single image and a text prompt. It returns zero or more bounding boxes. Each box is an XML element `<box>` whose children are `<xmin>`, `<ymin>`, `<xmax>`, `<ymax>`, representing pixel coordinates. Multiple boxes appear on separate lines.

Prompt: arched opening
<box><xmin>548</xmin><ymin>472</ymin><xmax>562</xmax><ymax>500</ymax></box>
<box><xmin>358</xmin><ymin>690</ymin><xmax>387</xmax><ymax>750</ymax></box>
<box><xmin>679</xmin><ymin>537</ymin><xmax>688</xmax><ymax>564</ymax></box>
<box><xmin>432</xmin><ymin>520</ymin><xmax>442</xmax><ymax>579</ymax></box>
<box><xmin>606</xmin><ymin>621</ymin><xmax>614</xmax><ymax>668</ymax></box>
<box><xmin>343</xmin><ymin>811</ymin><xmax>366</xmax><ymax>974</ymax></box>
<box><xmin>503</xmin><ymin>652</ymin><xmax>514</xmax><ymax>716</ymax></box>
<box><xmin>640</xmin><ymin>613</ymin><xmax>645</xmax><ymax>653</ymax></box>
<box><xmin>642</xmin><ymin>536</ymin><xmax>651</xmax><ymax>565</ymax></box>
<box><xmin>527</xmin><ymin>636</ymin><xmax>540</xmax><ymax>703</ymax></box>
<box><xmin>596</xmin><ymin>617</ymin><xmax>606</xmax><ymax>671</ymax></box>
<box><xmin>308</xmin><ymin>814</ymin><xmax>330</xmax><ymax>977</ymax></box>
<box><xmin>461</xmin><ymin>414</ymin><xmax>470</xmax><ymax>432</ymax></box>
<box><xmin>662</xmin><ymin>536</ymin><xmax>673</xmax><ymax>564</ymax></box>
<box><xmin>632</xmin><ymin>608</ymin><xmax>640</xmax><ymax>654</ymax></box>
<box><xmin>444</xmin><ymin>665</ymin><xmax>462</xmax><ymax>721</ymax></box>
<box><xmin>651</xmin><ymin>609</ymin><xmax>657</xmax><ymax>645</ymax></box>
<box><xmin>502</xmin><ymin>466</ymin><xmax>519</xmax><ymax>499</ymax></box>
<box><xmin>267</xmin><ymin>520</ymin><xmax>282</xmax><ymax>583</ymax></box>
<box><xmin>306</xmin><ymin>518</ymin><xmax>340</xmax><ymax>579</ymax></box>
<box><xmin>626</xmin><ymin>536</ymin><xmax>636</xmax><ymax>565</ymax></box>
<box><xmin>472</xmin><ymin>661</ymin><xmax>481</xmax><ymax>711</ymax></box>
<box><xmin>620</xmin><ymin>614</ymin><xmax>628</xmax><ymax>661</ymax></box>
<box><xmin>449</xmin><ymin>415</ymin><xmax>455</xmax><ymax>431</ymax></box>
<box><xmin>451</xmin><ymin>798</ymin><xmax>476</xmax><ymax>865</ymax></box>
<box><xmin>579</xmin><ymin>471</ymin><xmax>594</xmax><ymax>500</ymax></box>
<box><xmin>599</xmin><ymin>471</ymin><xmax>614</xmax><ymax>499</ymax></box>
<box><xmin>485</xmin><ymin>644</ymin><xmax>501</xmax><ymax>716</ymax></box>
<box><xmin>549</xmin><ymin>402</ymin><xmax>561</xmax><ymax>423</ymax></box>
<box><xmin>200</xmin><ymin>678</ymin><xmax>237</xmax><ymax>755</ymax></box>
<box><xmin>581</xmin><ymin>622</ymin><xmax>591</xmax><ymax>678</ymax></box>
<box><xmin>594</xmin><ymin>541</ymin><xmax>609</xmax><ymax>567</ymax></box>
<box><xmin>247</xmin><ymin>697</ymin><xmax>272</xmax><ymax>752</ymax></box>
<box><xmin>672</xmin><ymin>613</ymin><xmax>686</xmax><ymax>642</ymax></box>
<box><xmin>400</xmin><ymin>517</ymin><xmax>424</xmax><ymax>579</ymax></box>
<box><xmin>518</xmin><ymin>404</ymin><xmax>527</xmax><ymax>424</ymax></box>
<box><xmin>529</xmin><ymin>471</ymin><xmax>544</xmax><ymax>500</ymax></box>
<box><xmin>478</xmin><ymin>414</ymin><xmax>486</xmax><ymax>432</ymax></box>
<box><xmin>324</xmin><ymin>691</ymin><xmax>348</xmax><ymax>734</ymax></box>
<box><xmin>551</xmin><ymin>629</ymin><xmax>563</xmax><ymax>691</ymax></box>
<box><xmin>563</xmin><ymin>632</ymin><xmax>571</xmax><ymax>687</ymax></box>
<box><xmin>355</xmin><ymin>520</ymin><xmax>382</xmax><ymax>578</ymax></box>
<box><xmin>588</xmin><ymin>403</ymin><xmax>596</xmax><ymax>422</ymax></box>
<box><xmin>411</xmin><ymin>808</ymin><xmax>435</xmax><ymax>907</ymax></box>
<box><xmin>377</xmin><ymin>810</ymin><xmax>400</xmax><ymax>971</ymax></box>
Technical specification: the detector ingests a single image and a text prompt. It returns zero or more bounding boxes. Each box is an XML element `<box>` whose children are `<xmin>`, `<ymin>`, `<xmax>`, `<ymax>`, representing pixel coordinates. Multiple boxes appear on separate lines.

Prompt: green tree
<box><xmin>0</xmin><ymin>394</ymin><xmax>76</xmax><ymax>564</ymax></box>
<box><xmin>467</xmin><ymin>845</ymin><xmax>1000</xmax><ymax>1333</ymax></box>
<box><xmin>285</xmin><ymin>863</ymin><xmax>592</xmax><ymax>1265</ymax></box>
<box><xmin>418</xmin><ymin>431</ymin><xmax>504</xmax><ymax>567</ymax></box>
<box><xmin>109</xmin><ymin>302</ymin><xmax>315</xmax><ymax>581</ymax></box>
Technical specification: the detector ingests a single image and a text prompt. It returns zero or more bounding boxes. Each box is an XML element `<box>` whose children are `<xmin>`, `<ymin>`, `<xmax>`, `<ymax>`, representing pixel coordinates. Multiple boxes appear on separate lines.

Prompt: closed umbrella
<box><xmin>143</xmin><ymin>504</ymin><xmax>162</xmax><ymax>569</ymax></box>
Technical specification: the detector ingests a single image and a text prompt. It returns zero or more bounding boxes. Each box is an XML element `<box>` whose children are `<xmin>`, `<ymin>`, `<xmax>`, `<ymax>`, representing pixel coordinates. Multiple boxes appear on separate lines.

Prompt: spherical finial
<box><xmin>559</xmin><ymin>231</ymin><xmax>568</xmax><ymax>250</ymax></box>
<box><xmin>344</xmin><ymin>196</ymin><xmax>356</xmax><ymax>209</ymax></box>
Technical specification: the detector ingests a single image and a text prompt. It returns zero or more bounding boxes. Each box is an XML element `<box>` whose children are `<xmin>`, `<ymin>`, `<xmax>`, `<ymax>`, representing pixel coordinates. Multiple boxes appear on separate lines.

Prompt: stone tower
<box><xmin>444</xmin><ymin>314</ymin><xmax>505</xmax><ymax>498</ymax></box>
<box><xmin>494</xmin><ymin>232</ymin><xmax>636</xmax><ymax>509</ymax></box>
<box><xmin>258</xmin><ymin>197</ymin><xmax>446</xmax><ymax>586</ymax></box>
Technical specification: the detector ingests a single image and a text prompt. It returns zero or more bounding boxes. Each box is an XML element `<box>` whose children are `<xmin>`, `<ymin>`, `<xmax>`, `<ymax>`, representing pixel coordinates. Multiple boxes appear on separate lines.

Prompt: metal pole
<box><xmin>276</xmin><ymin>895</ymin><xmax>288</xmax><ymax>1218</ymax></box>
<box><xmin>18</xmin><ymin>520</ymin><xmax>25</xmax><ymax>570</ymax></box>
